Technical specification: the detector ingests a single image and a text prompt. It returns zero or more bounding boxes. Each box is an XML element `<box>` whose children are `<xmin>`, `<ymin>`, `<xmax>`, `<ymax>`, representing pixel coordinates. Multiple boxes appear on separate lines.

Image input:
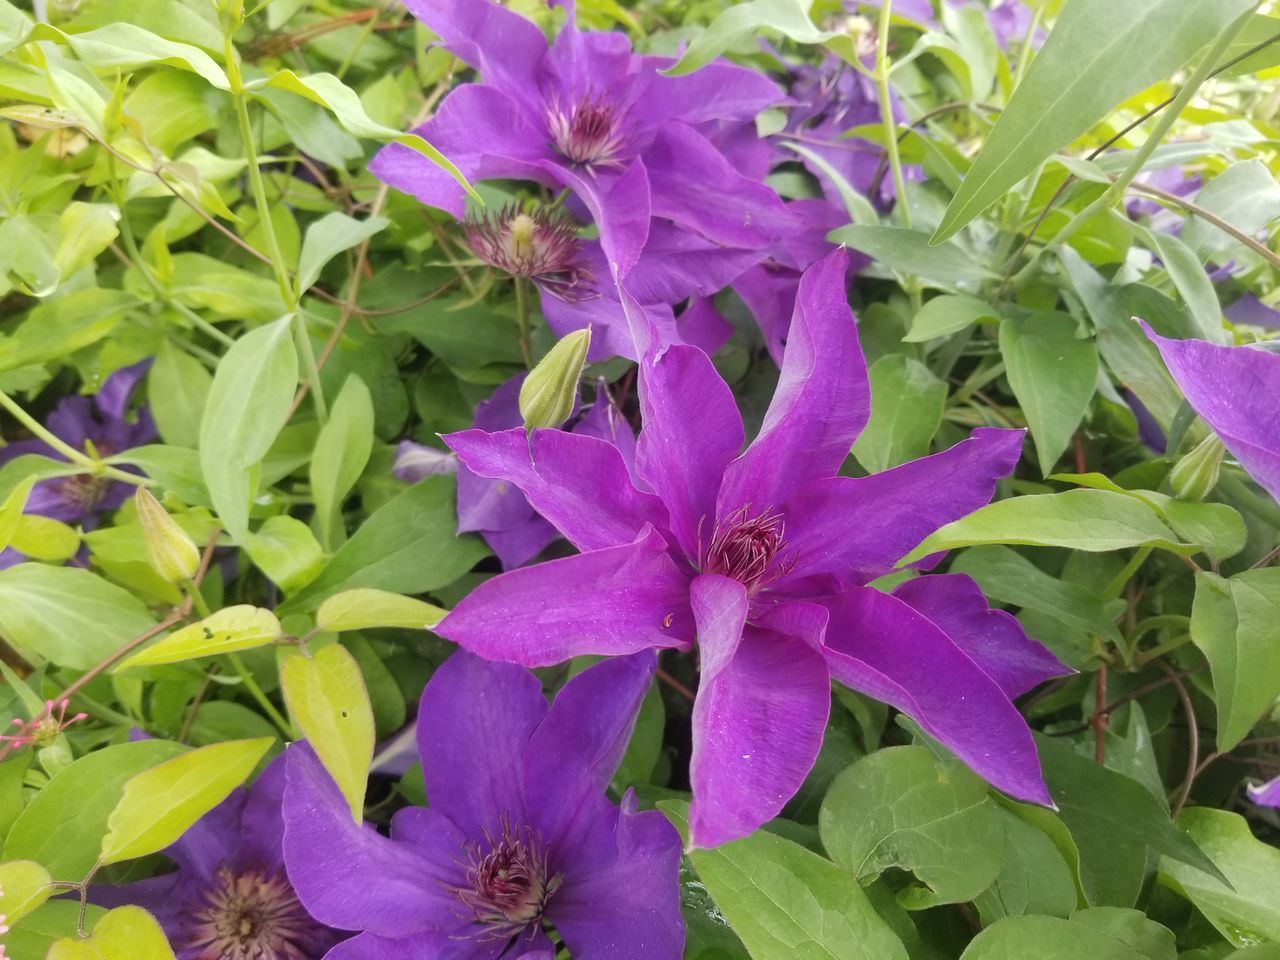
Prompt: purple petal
<box><xmin>638</xmin><ymin>60</ymin><xmax>784</xmax><ymax>126</ymax></box>
<box><xmin>283</xmin><ymin>745</ymin><xmax>461</xmax><ymax>937</ymax></box>
<box><xmin>551</xmin><ymin>159</ymin><xmax>652</xmax><ymax>281</ymax></box>
<box><xmin>688</xmin><ymin>576</ymin><xmax>831</xmax><ymax>848</ymax></box>
<box><xmin>95</xmin><ymin>358</ymin><xmax>152</xmax><ymax>421</ymax></box>
<box><xmin>1249</xmin><ymin>775</ymin><xmax>1280</xmax><ymax>807</ymax></box>
<box><xmin>524</xmin><ymin>651</ymin><xmax>657</xmax><ymax>851</ymax></box>
<box><xmin>45</xmin><ymin>396</ymin><xmax>95</xmax><ymax>451</ymax></box>
<box><xmin>393</xmin><ymin>441</ymin><xmax>458</xmax><ymax>482</ymax></box>
<box><xmin>416</xmin><ymin>650</ymin><xmax>547</xmax><ymax>837</ymax></box>
<box><xmin>733</xmin><ymin>265</ymin><xmax>798</xmax><ymax>365</ymax></box>
<box><xmin>891</xmin><ymin>575</ymin><xmax>1072</xmax><ymax>699</ymax></box>
<box><xmin>550</xmin><ymin>794</ymin><xmax>685</xmax><ymax>960</ymax></box>
<box><xmin>235</xmin><ymin>754</ymin><xmax>288</xmax><ymax>873</ymax></box>
<box><xmin>165</xmin><ymin>789</ymin><xmax>245</xmax><ymax>884</ymax></box>
<box><xmin>571</xmin><ymin>389</ymin><xmax>637</xmax><ymax>474</ymax></box>
<box><xmin>780</xmin><ymin>428</ymin><xmax>1024</xmax><ymax>588</ymax></box>
<box><xmin>718</xmin><ymin>248</ymin><xmax>866</xmax><ymax>514</ymax></box>
<box><xmin>321</xmin><ymin>931</ymin><xmax>504</xmax><ymax>960</ymax></box>
<box><xmin>1144</xmin><ymin>324</ymin><xmax>1280</xmax><ymax>501</ymax></box>
<box><xmin>1226</xmin><ymin>293</ymin><xmax>1280</xmax><ymax>330</ymax></box>
<box><xmin>543</xmin><ymin>16</ymin><xmax>635</xmax><ymax>108</ymax></box>
<box><xmin>634</xmin><ymin>345</ymin><xmax>744</xmax><ymax>558</ymax></box>
<box><xmin>822</xmin><ymin>587</ymin><xmax>1052</xmax><ymax>806</ymax></box>
<box><xmin>435</xmin><ymin>527</ymin><xmax>695</xmax><ymax>666</ymax></box>
<box><xmin>676</xmin><ymin>298</ymin><xmax>734</xmax><ymax>356</ymax></box>
<box><xmin>623</xmin><ymin>220</ymin><xmax>764</xmax><ymax>306</ymax></box>
<box><xmin>444</xmin><ymin>427</ymin><xmax>670</xmax><ymax>552</ymax></box>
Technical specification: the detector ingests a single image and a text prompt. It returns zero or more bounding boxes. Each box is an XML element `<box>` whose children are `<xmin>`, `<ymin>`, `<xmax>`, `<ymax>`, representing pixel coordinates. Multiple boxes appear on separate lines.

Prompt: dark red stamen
<box><xmin>701</xmin><ymin>506</ymin><xmax>794</xmax><ymax>593</ymax></box>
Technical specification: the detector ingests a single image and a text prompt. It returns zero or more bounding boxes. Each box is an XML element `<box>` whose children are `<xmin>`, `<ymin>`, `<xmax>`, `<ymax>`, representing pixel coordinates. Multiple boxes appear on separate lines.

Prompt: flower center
<box><xmin>701</xmin><ymin>506</ymin><xmax>793</xmax><ymax>593</ymax></box>
<box><xmin>183</xmin><ymin>865</ymin><xmax>324</xmax><ymax>960</ymax></box>
<box><xmin>453</xmin><ymin>819</ymin><xmax>561</xmax><ymax>941</ymax></box>
<box><xmin>463</xmin><ymin>204</ymin><xmax>595</xmax><ymax>302</ymax></box>
<box><xmin>547</xmin><ymin>94</ymin><xmax>625</xmax><ymax>168</ymax></box>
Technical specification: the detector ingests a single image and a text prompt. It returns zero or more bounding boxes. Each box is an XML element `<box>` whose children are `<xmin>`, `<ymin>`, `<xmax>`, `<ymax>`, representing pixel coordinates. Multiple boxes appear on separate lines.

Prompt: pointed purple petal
<box><xmin>435</xmin><ymin>527</ymin><xmax>695</xmax><ymax>666</ymax></box>
<box><xmin>417</xmin><ymin>651</ymin><xmax>547</xmax><ymax>837</ymax></box>
<box><xmin>1249</xmin><ymin>775</ymin><xmax>1280</xmax><ymax>807</ymax></box>
<box><xmin>550</xmin><ymin>159</ymin><xmax>651</xmax><ymax>281</ymax></box>
<box><xmin>781</xmin><ymin>428</ymin><xmax>1024</xmax><ymax>587</ymax></box>
<box><xmin>95</xmin><ymin>359</ymin><xmax>151</xmax><ymax>421</ymax></box>
<box><xmin>1144</xmin><ymin>324</ymin><xmax>1280</xmax><ymax>501</ymax></box>
<box><xmin>237</xmin><ymin>753</ymin><xmax>288</xmax><ymax>872</ymax></box>
<box><xmin>543</xmin><ymin>16</ymin><xmax>635</xmax><ymax>105</ymax></box>
<box><xmin>688</xmin><ymin>576</ymin><xmax>831</xmax><ymax>848</ymax></box>
<box><xmin>166</xmin><ymin>789</ymin><xmax>245</xmax><ymax>883</ymax></box>
<box><xmin>822</xmin><ymin>587</ymin><xmax>1052</xmax><ymax>806</ymax></box>
<box><xmin>283</xmin><ymin>745</ymin><xmax>462</xmax><ymax>937</ymax></box>
<box><xmin>321</xmin><ymin>931</ymin><xmax>503</xmax><ymax>960</ymax></box>
<box><xmin>718</xmin><ymin>248</ymin><xmax>866</xmax><ymax>514</ymax></box>
<box><xmin>640</xmin><ymin>60</ymin><xmax>784</xmax><ymax>125</ymax></box>
<box><xmin>676</xmin><ymin>298</ymin><xmax>734</xmax><ymax>356</ymax></box>
<box><xmin>622</xmin><ymin>220</ymin><xmax>765</xmax><ymax>306</ymax></box>
<box><xmin>444</xmin><ymin>427</ymin><xmax>669</xmax><ymax>552</ymax></box>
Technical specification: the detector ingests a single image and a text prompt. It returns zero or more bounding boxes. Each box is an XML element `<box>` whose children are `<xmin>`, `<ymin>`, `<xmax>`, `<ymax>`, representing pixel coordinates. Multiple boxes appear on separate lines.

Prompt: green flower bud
<box><xmin>519</xmin><ymin>329</ymin><xmax>592</xmax><ymax>430</ymax></box>
<box><xmin>1170</xmin><ymin>433</ymin><xmax>1225</xmax><ymax>502</ymax></box>
<box><xmin>135</xmin><ymin>487</ymin><xmax>200</xmax><ymax>583</ymax></box>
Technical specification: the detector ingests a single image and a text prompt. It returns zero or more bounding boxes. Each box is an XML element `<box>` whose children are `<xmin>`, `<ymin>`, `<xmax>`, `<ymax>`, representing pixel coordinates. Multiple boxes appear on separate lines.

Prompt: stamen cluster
<box><xmin>463</xmin><ymin>204</ymin><xmax>594</xmax><ymax>302</ymax></box>
<box><xmin>453</xmin><ymin>818</ymin><xmax>561</xmax><ymax>940</ymax></box>
<box><xmin>547</xmin><ymin>94</ymin><xmax>627</xmax><ymax>169</ymax></box>
<box><xmin>183</xmin><ymin>865</ymin><xmax>321</xmax><ymax>960</ymax></box>
<box><xmin>701</xmin><ymin>506</ymin><xmax>794</xmax><ymax>594</ymax></box>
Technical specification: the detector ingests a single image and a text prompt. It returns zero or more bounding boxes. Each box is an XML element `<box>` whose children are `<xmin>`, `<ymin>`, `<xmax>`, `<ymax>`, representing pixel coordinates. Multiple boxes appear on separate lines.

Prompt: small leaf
<box><xmin>295</xmin><ymin>213</ymin><xmax>387</xmax><ymax>296</ymax></box>
<box><xmin>47</xmin><ymin>904</ymin><xmax>177</xmax><ymax>960</ymax></box>
<box><xmin>852</xmin><ymin>354</ymin><xmax>946</xmax><ymax>472</ymax></box>
<box><xmin>309</xmin><ymin>375</ymin><xmax>375</xmax><ymax>551</ymax></box>
<box><xmin>830</xmin><ymin>224</ymin><xmax>995</xmax><ymax>284</ymax></box>
<box><xmin>100</xmin><ymin>738</ymin><xmax>272</xmax><ymax>865</ymax></box>
<box><xmin>959</xmin><ymin>915</ymin><xmax>1146</xmax><ymax>960</ymax></box>
<box><xmin>246</xmin><ymin>515</ymin><xmax>326</xmax><ymax>594</ymax></box>
<box><xmin>118</xmin><ymin>606</ymin><xmax>283</xmax><ymax>669</ymax></box>
<box><xmin>281</xmin><ymin>644</ymin><xmax>374</xmax><ymax>823</ymax></box>
<box><xmin>0</xmin><ymin>473</ymin><xmax>36</xmax><ymax>554</ymax></box>
<box><xmin>0</xmin><ymin>859</ymin><xmax>54</xmax><ymax>925</ymax></box>
<box><xmin>903</xmin><ymin>294</ymin><xmax>998</xmax><ymax>342</ymax></box>
<box><xmin>314</xmin><ymin>588</ymin><xmax>446</xmax><ymax>632</ymax></box>
<box><xmin>663</xmin><ymin>0</ymin><xmax>832</xmax><ymax>76</ymax></box>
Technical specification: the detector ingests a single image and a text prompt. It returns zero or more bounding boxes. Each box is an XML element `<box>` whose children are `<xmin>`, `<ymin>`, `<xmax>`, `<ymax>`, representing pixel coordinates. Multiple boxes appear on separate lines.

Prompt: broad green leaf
<box><xmin>852</xmin><ymin>355</ymin><xmax>946</xmax><ymax>472</ymax></box>
<box><xmin>664</xmin><ymin>0</ymin><xmax>832</xmax><ymax>76</ymax></box>
<box><xmin>345</xmin><ymin>634</ymin><xmax>407</xmax><ymax>739</ymax></box>
<box><xmin>5</xmin><ymin>740</ymin><xmax>184</xmax><ymax>878</ymax></box>
<box><xmin>934</xmin><ymin>0</ymin><xmax>1255</xmax><ymax>241</ymax></box>
<box><xmin>901</xmin><ymin>489</ymin><xmax>1189</xmax><ymax>564</ymax></box>
<box><xmin>310</xmin><ymin>374</ymin><xmax>374</xmax><ymax>550</ymax></box>
<box><xmin>0</xmin><ymin>474</ymin><xmax>36</xmax><ymax>554</ymax></box>
<box><xmin>819</xmin><ymin>746</ymin><xmax>1004</xmax><ymax>909</ymax></box>
<box><xmin>281</xmin><ymin>644</ymin><xmax>374</xmax><ymax>823</ymax></box>
<box><xmin>999</xmin><ymin>313</ymin><xmax>1099</xmax><ymax>476</ymax></box>
<box><xmin>246</xmin><ymin>515</ymin><xmax>326</xmax><ymax>594</ymax></box>
<box><xmin>1142</xmin><ymin>228</ymin><xmax>1224</xmax><ymax>344</ymax></box>
<box><xmin>148</xmin><ymin>341</ymin><xmax>211</xmax><ymax>448</ymax></box>
<box><xmin>9</xmin><ymin>514</ymin><xmax>80</xmax><ymax>562</ymax></box>
<box><xmin>314</xmin><ymin>588</ymin><xmax>446</xmax><ymax>632</ymax></box>
<box><xmin>47</xmin><ymin>904</ymin><xmax>176</xmax><ymax>960</ymax></box>
<box><xmin>1183</xmin><ymin>159</ymin><xmax>1280</xmax><ymax>259</ymax></box>
<box><xmin>1160</xmin><ymin>808</ymin><xmax>1280</xmax><ymax>947</ymax></box>
<box><xmin>281</xmin><ymin>476</ymin><xmax>488</xmax><ymax>613</ymax></box>
<box><xmin>1070</xmin><ymin>908</ymin><xmax>1176</xmax><ymax>960</ymax></box>
<box><xmin>0</xmin><ymin>859</ymin><xmax>53</xmax><ymax>925</ymax></box>
<box><xmin>30</xmin><ymin>22</ymin><xmax>228</xmax><ymax>89</ymax></box>
<box><xmin>198</xmin><ymin>316</ymin><xmax>298</xmax><ymax>542</ymax></box>
<box><xmin>0</xmin><ymin>0</ymin><xmax>31</xmax><ymax>56</ymax></box>
<box><xmin>100</xmin><ymin>738</ymin><xmax>272</xmax><ymax>864</ymax></box>
<box><xmin>54</xmin><ymin>202</ymin><xmax>119</xmax><ymax>279</ymax></box>
<box><xmin>903</xmin><ymin>294</ymin><xmax>998</xmax><ymax>342</ymax></box>
<box><xmin>959</xmin><ymin>915</ymin><xmax>1145</xmax><ymax>960</ymax></box>
<box><xmin>0</xmin><ymin>289</ymin><xmax>137</xmax><ymax>373</ymax></box>
<box><xmin>662</xmin><ymin>801</ymin><xmax>910</xmax><ymax>960</ymax></box>
<box><xmin>973</xmin><ymin>809</ymin><xmax>1078</xmax><ymax>924</ymax></box>
<box><xmin>0</xmin><ymin>565</ymin><xmax>157</xmax><ymax>669</ymax></box>
<box><xmin>45</xmin><ymin>62</ymin><xmax>108</xmax><ymax>139</ymax></box>
<box><xmin>1190</xmin><ymin>569</ymin><xmax>1280</xmax><ymax>752</ymax></box>
<box><xmin>161</xmin><ymin>253</ymin><xmax>284</xmax><ymax>322</ymax></box>
<box><xmin>829</xmin><ymin>225</ymin><xmax>995</xmax><ymax>284</ymax></box>
<box><xmin>295</xmin><ymin>213</ymin><xmax>388</xmax><ymax>296</ymax></box>
<box><xmin>118</xmin><ymin>606</ymin><xmax>282</xmax><ymax>669</ymax></box>
<box><xmin>7</xmin><ymin>902</ymin><xmax>107</xmax><ymax>960</ymax></box>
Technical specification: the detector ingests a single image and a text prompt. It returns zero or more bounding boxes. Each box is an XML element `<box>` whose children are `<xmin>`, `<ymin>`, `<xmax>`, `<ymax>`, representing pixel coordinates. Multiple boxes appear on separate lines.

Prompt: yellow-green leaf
<box><xmin>314</xmin><ymin>588</ymin><xmax>446</xmax><ymax>633</ymax></box>
<box><xmin>119</xmin><ymin>606</ymin><xmax>283</xmax><ymax>669</ymax></box>
<box><xmin>0</xmin><ymin>859</ymin><xmax>53</xmax><ymax>925</ymax></box>
<box><xmin>9</xmin><ymin>514</ymin><xmax>81</xmax><ymax>561</ymax></box>
<box><xmin>0</xmin><ymin>474</ymin><xmax>37</xmax><ymax>554</ymax></box>
<box><xmin>47</xmin><ymin>905</ymin><xmax>176</xmax><ymax>960</ymax></box>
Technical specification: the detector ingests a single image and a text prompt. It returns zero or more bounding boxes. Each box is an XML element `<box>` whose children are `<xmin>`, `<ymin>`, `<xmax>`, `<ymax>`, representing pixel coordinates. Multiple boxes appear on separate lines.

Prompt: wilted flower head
<box><xmin>463</xmin><ymin>203</ymin><xmax>595</xmax><ymax>302</ymax></box>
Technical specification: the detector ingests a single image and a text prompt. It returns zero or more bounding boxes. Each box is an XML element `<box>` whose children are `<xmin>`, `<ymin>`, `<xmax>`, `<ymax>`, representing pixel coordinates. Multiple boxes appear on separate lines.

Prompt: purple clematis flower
<box><xmin>436</xmin><ymin>249</ymin><xmax>1068</xmax><ymax>847</ymax></box>
<box><xmin>282</xmin><ymin>650</ymin><xmax>684</xmax><ymax>959</ymax></box>
<box><xmin>0</xmin><ymin>360</ymin><xmax>154</xmax><ymax>569</ymax></box>
<box><xmin>97</xmin><ymin>755</ymin><xmax>342</xmax><ymax>960</ymax></box>
<box><xmin>1249</xmin><ymin>776</ymin><xmax>1280</xmax><ymax>807</ymax></box>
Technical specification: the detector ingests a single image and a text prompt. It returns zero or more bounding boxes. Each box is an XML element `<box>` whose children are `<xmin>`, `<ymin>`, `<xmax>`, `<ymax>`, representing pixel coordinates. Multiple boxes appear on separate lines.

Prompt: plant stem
<box><xmin>228</xmin><ymin>651</ymin><xmax>293</xmax><ymax>737</ymax></box>
<box><xmin>0</xmin><ymin>390</ymin><xmax>151</xmax><ymax>487</ymax></box>
<box><xmin>513</xmin><ymin>276</ymin><xmax>534</xmax><ymax>368</ymax></box>
<box><xmin>874</xmin><ymin>0</ymin><xmax>911</xmax><ymax>229</ymax></box>
<box><xmin>1101</xmin><ymin>546</ymin><xmax>1152</xmax><ymax>603</ymax></box>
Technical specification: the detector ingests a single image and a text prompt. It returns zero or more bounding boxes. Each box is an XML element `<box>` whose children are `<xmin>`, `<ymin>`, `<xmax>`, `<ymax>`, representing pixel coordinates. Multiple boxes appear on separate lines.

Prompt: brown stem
<box><xmin>1157</xmin><ymin>659</ymin><xmax>1200</xmax><ymax>817</ymax></box>
<box><xmin>657</xmin><ymin>667</ymin><xmax>695</xmax><ymax>702</ymax></box>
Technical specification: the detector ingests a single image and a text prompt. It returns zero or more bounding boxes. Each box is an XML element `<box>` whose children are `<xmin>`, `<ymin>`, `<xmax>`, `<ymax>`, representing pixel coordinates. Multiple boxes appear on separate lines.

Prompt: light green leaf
<box><xmin>664</xmin><ymin>0</ymin><xmax>832</xmax><ymax>76</ymax></box>
<box><xmin>118</xmin><ymin>606</ymin><xmax>283</xmax><ymax>669</ymax></box>
<box><xmin>0</xmin><ymin>859</ymin><xmax>54</xmax><ymax>925</ymax></box>
<box><xmin>959</xmin><ymin>915</ymin><xmax>1145</xmax><ymax>960</ymax></box>
<box><xmin>198</xmin><ymin>316</ymin><xmax>298</xmax><ymax>542</ymax></box>
<box><xmin>974</xmin><ymin>809</ymin><xmax>1079</xmax><ymax>923</ymax></box>
<box><xmin>0</xmin><ymin>0</ymin><xmax>31</xmax><ymax>56</ymax></box>
<box><xmin>0</xmin><ymin>289</ymin><xmax>137</xmax><ymax>373</ymax></box>
<box><xmin>281</xmin><ymin>644</ymin><xmax>374</xmax><ymax>823</ymax></box>
<box><xmin>1000</xmin><ymin>313</ymin><xmax>1099</xmax><ymax>476</ymax></box>
<box><xmin>47</xmin><ymin>904</ymin><xmax>176</xmax><ymax>960</ymax></box>
<box><xmin>830</xmin><ymin>225</ymin><xmax>995</xmax><ymax>284</ymax></box>
<box><xmin>934</xmin><ymin>0</ymin><xmax>1255</xmax><ymax>241</ymax></box>
<box><xmin>148</xmin><ymin>341</ymin><xmax>212</xmax><ymax>448</ymax></box>
<box><xmin>1070</xmin><ymin>908</ymin><xmax>1177</xmax><ymax>960</ymax></box>
<box><xmin>1142</xmin><ymin>228</ymin><xmax>1224</xmax><ymax>344</ymax></box>
<box><xmin>30</xmin><ymin>22</ymin><xmax>228</xmax><ymax>89</ymax></box>
<box><xmin>295</xmin><ymin>213</ymin><xmax>388</xmax><ymax>296</ymax></box>
<box><xmin>0</xmin><ymin>474</ymin><xmax>36</xmax><ymax>555</ymax></box>
<box><xmin>1183</xmin><ymin>159</ymin><xmax>1280</xmax><ymax>259</ymax></box>
<box><xmin>9</xmin><ymin>513</ymin><xmax>80</xmax><ymax>561</ymax></box>
<box><xmin>314</xmin><ymin>588</ymin><xmax>446</xmax><ymax>632</ymax></box>
<box><xmin>852</xmin><ymin>355</ymin><xmax>946</xmax><ymax>473</ymax></box>
<box><xmin>101</xmin><ymin>738</ymin><xmax>272</xmax><ymax>865</ymax></box>
<box><xmin>903</xmin><ymin>294</ymin><xmax>998</xmax><ymax>342</ymax></box>
<box><xmin>54</xmin><ymin>202</ymin><xmax>119</xmax><ymax>279</ymax></box>
<box><xmin>310</xmin><ymin>374</ymin><xmax>374</xmax><ymax>550</ymax></box>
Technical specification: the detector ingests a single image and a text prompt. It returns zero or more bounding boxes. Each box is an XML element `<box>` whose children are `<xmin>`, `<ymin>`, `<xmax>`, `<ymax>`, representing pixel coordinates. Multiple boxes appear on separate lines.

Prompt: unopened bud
<box><xmin>135</xmin><ymin>487</ymin><xmax>200</xmax><ymax>583</ymax></box>
<box><xmin>519</xmin><ymin>328</ymin><xmax>592</xmax><ymax>430</ymax></box>
<box><xmin>1170</xmin><ymin>433</ymin><xmax>1225</xmax><ymax>502</ymax></box>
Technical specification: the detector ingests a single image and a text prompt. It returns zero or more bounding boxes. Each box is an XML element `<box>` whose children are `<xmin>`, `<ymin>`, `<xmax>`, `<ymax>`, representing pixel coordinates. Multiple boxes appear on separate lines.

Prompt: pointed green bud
<box><xmin>135</xmin><ymin>487</ymin><xmax>200</xmax><ymax>583</ymax></box>
<box><xmin>519</xmin><ymin>328</ymin><xmax>591</xmax><ymax>430</ymax></box>
<box><xmin>1170</xmin><ymin>433</ymin><xmax>1225</xmax><ymax>502</ymax></box>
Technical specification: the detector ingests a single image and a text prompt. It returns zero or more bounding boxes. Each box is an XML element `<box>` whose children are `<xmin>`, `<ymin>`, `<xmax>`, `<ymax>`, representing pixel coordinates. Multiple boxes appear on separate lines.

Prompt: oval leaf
<box><xmin>314</xmin><ymin>588</ymin><xmax>446</xmax><ymax>633</ymax></box>
<box><xmin>47</xmin><ymin>904</ymin><xmax>176</xmax><ymax>960</ymax></box>
<box><xmin>0</xmin><ymin>859</ymin><xmax>53</xmax><ymax>925</ymax></box>
<box><xmin>118</xmin><ymin>606</ymin><xmax>283</xmax><ymax>669</ymax></box>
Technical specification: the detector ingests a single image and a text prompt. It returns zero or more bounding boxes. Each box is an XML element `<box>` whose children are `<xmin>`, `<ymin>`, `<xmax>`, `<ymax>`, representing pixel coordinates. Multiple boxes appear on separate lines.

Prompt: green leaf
<box><xmin>280</xmin><ymin>475</ymin><xmax>488</xmax><ymax>613</ymax></box>
<box><xmin>198</xmin><ymin>316</ymin><xmax>298</xmax><ymax>542</ymax></box>
<box><xmin>999</xmin><ymin>313</ymin><xmax>1099</xmax><ymax>476</ymax></box>
<box><xmin>1142</xmin><ymin>229</ymin><xmax>1224</xmax><ymax>344</ymax></box>
<box><xmin>0</xmin><ymin>474</ymin><xmax>36</xmax><ymax>555</ymax></box>
<box><xmin>47</xmin><ymin>904</ymin><xmax>177</xmax><ymax>960</ymax></box>
<box><xmin>310</xmin><ymin>374</ymin><xmax>374</xmax><ymax>550</ymax></box>
<box><xmin>0</xmin><ymin>289</ymin><xmax>137</xmax><ymax>373</ymax></box>
<box><xmin>295</xmin><ymin>213</ymin><xmax>388</xmax><ymax>296</ymax></box>
<box><xmin>246</xmin><ymin>515</ymin><xmax>326</xmax><ymax>594</ymax></box>
<box><xmin>661</xmin><ymin>800</ymin><xmax>910</xmax><ymax>960</ymax></box>
<box><xmin>314</xmin><ymin>588</ymin><xmax>446</xmax><ymax>632</ymax></box>
<box><xmin>5</xmin><ymin>739</ymin><xmax>184</xmax><ymax>879</ymax></box>
<box><xmin>147</xmin><ymin>341</ymin><xmax>211</xmax><ymax>448</ymax></box>
<box><xmin>1190</xmin><ymin>569</ymin><xmax>1280</xmax><ymax>752</ymax></box>
<box><xmin>829</xmin><ymin>225</ymin><xmax>995</xmax><ymax>284</ymax></box>
<box><xmin>851</xmin><ymin>355</ymin><xmax>946</xmax><ymax>472</ymax></box>
<box><xmin>903</xmin><ymin>294</ymin><xmax>998</xmax><ymax>342</ymax></box>
<box><xmin>1070</xmin><ymin>908</ymin><xmax>1176</xmax><ymax>960</ymax></box>
<box><xmin>819</xmin><ymin>746</ymin><xmax>1004</xmax><ymax>909</ymax></box>
<box><xmin>1183</xmin><ymin>159</ymin><xmax>1280</xmax><ymax>259</ymax></box>
<box><xmin>933</xmin><ymin>0</ymin><xmax>1255</xmax><ymax>241</ymax></box>
<box><xmin>0</xmin><ymin>859</ymin><xmax>54</xmax><ymax>925</ymax></box>
<box><xmin>100</xmin><ymin>738</ymin><xmax>273</xmax><ymax>865</ymax></box>
<box><xmin>30</xmin><ymin>22</ymin><xmax>228</xmax><ymax>89</ymax></box>
<box><xmin>1160</xmin><ymin>808</ymin><xmax>1280</xmax><ymax>947</ymax></box>
<box><xmin>6</xmin><ymin>902</ymin><xmax>106</xmax><ymax>960</ymax></box>
<box><xmin>959</xmin><ymin>915</ymin><xmax>1146</xmax><ymax>960</ymax></box>
<box><xmin>281</xmin><ymin>644</ymin><xmax>374</xmax><ymax>823</ymax></box>
<box><xmin>0</xmin><ymin>565</ymin><xmax>157</xmax><ymax>669</ymax></box>
<box><xmin>902</xmin><ymin>489</ymin><xmax>1190</xmax><ymax>564</ymax></box>
<box><xmin>663</xmin><ymin>0</ymin><xmax>832</xmax><ymax>76</ymax></box>
<box><xmin>974</xmin><ymin>809</ymin><xmax>1079</xmax><ymax>923</ymax></box>
<box><xmin>54</xmin><ymin>202</ymin><xmax>119</xmax><ymax>280</ymax></box>
<box><xmin>118</xmin><ymin>606</ymin><xmax>283</xmax><ymax>669</ymax></box>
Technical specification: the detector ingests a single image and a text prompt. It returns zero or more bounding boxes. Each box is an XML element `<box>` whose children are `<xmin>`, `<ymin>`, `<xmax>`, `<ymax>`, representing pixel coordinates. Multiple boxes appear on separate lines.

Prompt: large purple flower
<box><xmin>97</xmin><ymin>755</ymin><xmax>341</xmax><ymax>960</ymax></box>
<box><xmin>436</xmin><ymin>249</ymin><xmax>1068</xmax><ymax>847</ymax></box>
<box><xmin>0</xmin><ymin>360</ymin><xmax>154</xmax><ymax>568</ymax></box>
<box><xmin>283</xmin><ymin>650</ymin><xmax>683</xmax><ymax>959</ymax></box>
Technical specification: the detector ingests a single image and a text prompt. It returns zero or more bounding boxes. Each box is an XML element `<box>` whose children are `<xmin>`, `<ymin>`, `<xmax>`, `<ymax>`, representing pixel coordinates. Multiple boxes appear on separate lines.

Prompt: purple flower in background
<box><xmin>437</xmin><ymin>249</ymin><xmax>1068</xmax><ymax>847</ymax></box>
<box><xmin>283</xmin><ymin>650</ymin><xmax>683</xmax><ymax>959</ymax></box>
<box><xmin>0</xmin><ymin>360</ymin><xmax>154</xmax><ymax>568</ymax></box>
<box><xmin>98</xmin><ymin>756</ymin><xmax>341</xmax><ymax>960</ymax></box>
<box><xmin>1226</xmin><ymin>293</ymin><xmax>1280</xmax><ymax>330</ymax></box>
<box><xmin>1249</xmin><ymin>776</ymin><xmax>1280</xmax><ymax>807</ymax></box>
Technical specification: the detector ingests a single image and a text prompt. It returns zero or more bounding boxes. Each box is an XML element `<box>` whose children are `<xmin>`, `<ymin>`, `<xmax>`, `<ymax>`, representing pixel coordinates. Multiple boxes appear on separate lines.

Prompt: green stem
<box><xmin>228</xmin><ymin>651</ymin><xmax>293</xmax><ymax>737</ymax></box>
<box><xmin>292</xmin><ymin>312</ymin><xmax>328</xmax><ymax>424</ymax></box>
<box><xmin>874</xmin><ymin>0</ymin><xmax>910</xmax><ymax>229</ymax></box>
<box><xmin>1133</xmin><ymin>632</ymin><xmax>1192</xmax><ymax>668</ymax></box>
<box><xmin>0</xmin><ymin>390</ymin><xmax>151</xmax><ymax>486</ymax></box>
<box><xmin>513</xmin><ymin>277</ymin><xmax>534</xmax><ymax>369</ymax></box>
<box><xmin>182</xmin><ymin>580</ymin><xmax>213</xmax><ymax>620</ymax></box>
<box><xmin>1102</xmin><ymin>545</ymin><xmax>1153</xmax><ymax>603</ymax></box>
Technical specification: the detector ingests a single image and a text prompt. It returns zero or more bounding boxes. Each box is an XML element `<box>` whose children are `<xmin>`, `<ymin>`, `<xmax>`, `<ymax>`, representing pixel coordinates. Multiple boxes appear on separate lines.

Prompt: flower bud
<box><xmin>135</xmin><ymin>487</ymin><xmax>200</xmax><ymax>583</ymax></box>
<box><xmin>519</xmin><ymin>329</ymin><xmax>592</xmax><ymax>430</ymax></box>
<box><xmin>1170</xmin><ymin>433</ymin><xmax>1225</xmax><ymax>502</ymax></box>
